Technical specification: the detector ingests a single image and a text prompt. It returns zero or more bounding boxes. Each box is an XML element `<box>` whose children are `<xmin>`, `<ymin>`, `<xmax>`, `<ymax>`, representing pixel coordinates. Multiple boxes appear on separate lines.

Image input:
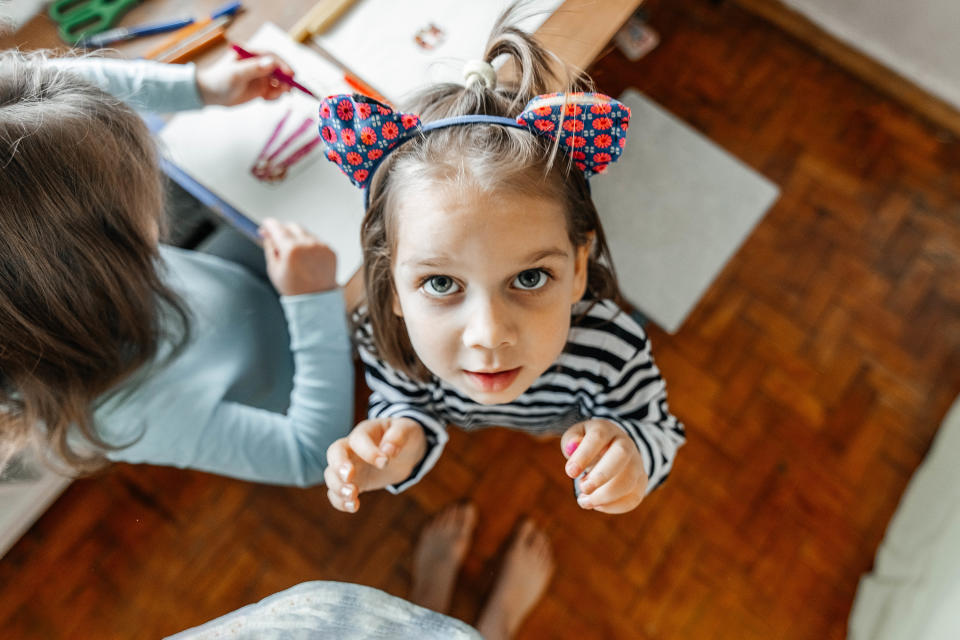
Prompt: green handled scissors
<box><xmin>48</xmin><ymin>0</ymin><xmax>143</xmax><ymax>45</ymax></box>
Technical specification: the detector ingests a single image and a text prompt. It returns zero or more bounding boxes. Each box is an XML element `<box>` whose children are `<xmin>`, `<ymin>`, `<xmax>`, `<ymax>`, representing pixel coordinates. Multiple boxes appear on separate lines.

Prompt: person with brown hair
<box><xmin>319</xmin><ymin>5</ymin><xmax>685</xmax><ymax>516</ymax></box>
<box><xmin>0</xmin><ymin>51</ymin><xmax>353</xmax><ymax>484</ymax></box>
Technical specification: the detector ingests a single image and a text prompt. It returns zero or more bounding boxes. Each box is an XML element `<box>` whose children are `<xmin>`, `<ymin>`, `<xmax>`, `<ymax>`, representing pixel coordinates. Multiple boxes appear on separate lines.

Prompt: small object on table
<box><xmin>144</xmin><ymin>1</ymin><xmax>242</xmax><ymax>63</ymax></box>
<box><xmin>76</xmin><ymin>16</ymin><xmax>195</xmax><ymax>48</ymax></box>
<box><xmin>230</xmin><ymin>43</ymin><xmax>318</xmax><ymax>99</ymax></box>
<box><xmin>612</xmin><ymin>10</ymin><xmax>659</xmax><ymax>61</ymax></box>
<box><xmin>48</xmin><ymin>0</ymin><xmax>142</xmax><ymax>45</ymax></box>
<box><xmin>288</xmin><ymin>0</ymin><xmax>357</xmax><ymax>42</ymax></box>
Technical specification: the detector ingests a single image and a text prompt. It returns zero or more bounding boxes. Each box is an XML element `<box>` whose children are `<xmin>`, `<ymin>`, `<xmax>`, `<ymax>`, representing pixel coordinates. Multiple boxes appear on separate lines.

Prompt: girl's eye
<box><xmin>514</xmin><ymin>269</ymin><xmax>549</xmax><ymax>290</ymax></box>
<box><xmin>421</xmin><ymin>275</ymin><xmax>461</xmax><ymax>297</ymax></box>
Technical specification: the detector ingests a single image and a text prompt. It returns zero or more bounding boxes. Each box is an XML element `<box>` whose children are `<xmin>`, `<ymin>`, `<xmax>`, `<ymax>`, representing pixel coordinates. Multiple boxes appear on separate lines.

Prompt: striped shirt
<box><xmin>356</xmin><ymin>299</ymin><xmax>685</xmax><ymax>493</ymax></box>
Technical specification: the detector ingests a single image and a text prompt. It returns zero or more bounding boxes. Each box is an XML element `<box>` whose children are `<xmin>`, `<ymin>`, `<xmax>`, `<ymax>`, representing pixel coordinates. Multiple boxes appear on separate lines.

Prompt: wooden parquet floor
<box><xmin>4</xmin><ymin>1</ymin><xmax>960</xmax><ymax>638</ymax></box>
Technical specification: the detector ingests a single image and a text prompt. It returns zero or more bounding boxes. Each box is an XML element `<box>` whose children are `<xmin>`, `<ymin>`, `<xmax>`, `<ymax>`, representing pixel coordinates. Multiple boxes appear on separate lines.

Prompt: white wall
<box><xmin>781</xmin><ymin>0</ymin><xmax>960</xmax><ymax>110</ymax></box>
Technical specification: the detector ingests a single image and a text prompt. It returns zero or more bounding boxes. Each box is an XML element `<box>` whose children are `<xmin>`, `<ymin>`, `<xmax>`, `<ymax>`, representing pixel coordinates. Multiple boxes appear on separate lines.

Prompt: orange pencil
<box><xmin>343</xmin><ymin>73</ymin><xmax>389</xmax><ymax>105</ymax></box>
<box><xmin>160</xmin><ymin>26</ymin><xmax>227</xmax><ymax>64</ymax></box>
<box><xmin>144</xmin><ymin>1</ymin><xmax>241</xmax><ymax>61</ymax></box>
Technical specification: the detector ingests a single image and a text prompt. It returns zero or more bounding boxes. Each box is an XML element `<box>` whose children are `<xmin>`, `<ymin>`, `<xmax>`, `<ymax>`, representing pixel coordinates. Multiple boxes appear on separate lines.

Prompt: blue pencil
<box><xmin>77</xmin><ymin>17</ymin><xmax>195</xmax><ymax>48</ymax></box>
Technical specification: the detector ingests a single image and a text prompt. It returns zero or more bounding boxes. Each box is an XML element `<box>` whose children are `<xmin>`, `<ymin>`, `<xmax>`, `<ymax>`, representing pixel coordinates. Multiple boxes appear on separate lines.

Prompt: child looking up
<box><xmin>320</xmin><ymin>8</ymin><xmax>685</xmax><ymax>514</ymax></box>
<box><xmin>0</xmin><ymin>51</ymin><xmax>352</xmax><ymax>484</ymax></box>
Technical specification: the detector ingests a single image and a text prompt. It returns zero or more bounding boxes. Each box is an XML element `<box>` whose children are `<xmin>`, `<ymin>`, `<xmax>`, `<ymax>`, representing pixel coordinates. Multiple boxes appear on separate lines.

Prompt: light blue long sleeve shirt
<box><xmin>58</xmin><ymin>57</ymin><xmax>353</xmax><ymax>485</ymax></box>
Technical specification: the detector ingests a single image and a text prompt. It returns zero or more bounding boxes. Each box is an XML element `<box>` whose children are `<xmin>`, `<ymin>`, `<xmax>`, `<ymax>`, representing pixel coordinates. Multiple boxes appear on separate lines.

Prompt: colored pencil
<box><xmin>230</xmin><ymin>43</ymin><xmax>318</xmax><ymax>99</ymax></box>
<box><xmin>77</xmin><ymin>17</ymin><xmax>194</xmax><ymax>48</ymax></box>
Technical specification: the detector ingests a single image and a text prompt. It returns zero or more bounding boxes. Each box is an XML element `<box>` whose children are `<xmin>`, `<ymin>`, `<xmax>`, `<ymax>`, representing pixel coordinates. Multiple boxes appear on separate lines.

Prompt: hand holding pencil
<box><xmin>195</xmin><ymin>51</ymin><xmax>295</xmax><ymax>106</ymax></box>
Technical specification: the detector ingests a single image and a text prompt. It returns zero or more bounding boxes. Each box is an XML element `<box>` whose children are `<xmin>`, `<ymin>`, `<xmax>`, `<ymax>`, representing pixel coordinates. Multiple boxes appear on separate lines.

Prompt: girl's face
<box><xmin>391</xmin><ymin>186</ymin><xmax>590</xmax><ymax>405</ymax></box>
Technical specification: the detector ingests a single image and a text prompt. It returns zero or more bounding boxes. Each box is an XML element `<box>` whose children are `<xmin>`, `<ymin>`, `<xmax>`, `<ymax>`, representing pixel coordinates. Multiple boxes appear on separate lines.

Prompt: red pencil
<box><xmin>230</xmin><ymin>43</ymin><xmax>318</xmax><ymax>99</ymax></box>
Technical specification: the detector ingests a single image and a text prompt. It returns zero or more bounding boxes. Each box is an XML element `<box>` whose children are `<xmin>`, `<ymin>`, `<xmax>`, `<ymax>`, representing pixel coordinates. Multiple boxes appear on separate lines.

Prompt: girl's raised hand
<box><xmin>324</xmin><ymin>417</ymin><xmax>427</xmax><ymax>513</ymax></box>
<box><xmin>259</xmin><ymin>219</ymin><xmax>337</xmax><ymax>296</ymax></box>
<box><xmin>195</xmin><ymin>51</ymin><xmax>295</xmax><ymax>106</ymax></box>
<box><xmin>561</xmin><ymin>419</ymin><xmax>649</xmax><ymax>514</ymax></box>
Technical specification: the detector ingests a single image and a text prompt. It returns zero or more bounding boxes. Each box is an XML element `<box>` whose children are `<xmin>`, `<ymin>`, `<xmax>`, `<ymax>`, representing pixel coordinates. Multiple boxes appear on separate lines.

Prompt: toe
<box><xmin>462</xmin><ymin>502</ymin><xmax>478</xmax><ymax>532</ymax></box>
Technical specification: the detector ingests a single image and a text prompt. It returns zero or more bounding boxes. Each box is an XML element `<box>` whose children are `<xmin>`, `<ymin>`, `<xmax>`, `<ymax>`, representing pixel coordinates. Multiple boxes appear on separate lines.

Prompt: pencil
<box><xmin>144</xmin><ymin>1</ymin><xmax>241</xmax><ymax>61</ymax></box>
<box><xmin>161</xmin><ymin>25</ymin><xmax>227</xmax><ymax>64</ymax></box>
<box><xmin>342</xmin><ymin>73</ymin><xmax>389</xmax><ymax>104</ymax></box>
<box><xmin>230</xmin><ymin>43</ymin><xmax>318</xmax><ymax>99</ymax></box>
<box><xmin>308</xmin><ymin>35</ymin><xmax>391</xmax><ymax>105</ymax></box>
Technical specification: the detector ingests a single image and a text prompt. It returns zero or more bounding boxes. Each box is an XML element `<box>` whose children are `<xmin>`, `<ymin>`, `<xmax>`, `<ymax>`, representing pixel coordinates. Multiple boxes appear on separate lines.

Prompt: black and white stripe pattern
<box><xmin>356</xmin><ymin>299</ymin><xmax>685</xmax><ymax>494</ymax></box>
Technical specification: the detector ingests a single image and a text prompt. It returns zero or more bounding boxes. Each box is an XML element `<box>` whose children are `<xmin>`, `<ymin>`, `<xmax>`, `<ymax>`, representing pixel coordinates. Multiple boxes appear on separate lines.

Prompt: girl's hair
<box><xmin>360</xmin><ymin>4</ymin><xmax>621</xmax><ymax>380</ymax></box>
<box><xmin>0</xmin><ymin>51</ymin><xmax>190</xmax><ymax>475</ymax></box>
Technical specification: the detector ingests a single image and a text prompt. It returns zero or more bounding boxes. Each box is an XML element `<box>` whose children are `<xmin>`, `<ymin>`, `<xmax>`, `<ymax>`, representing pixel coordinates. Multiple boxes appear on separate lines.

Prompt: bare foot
<box><xmin>409</xmin><ymin>503</ymin><xmax>478</xmax><ymax>613</ymax></box>
<box><xmin>476</xmin><ymin>519</ymin><xmax>555</xmax><ymax>640</ymax></box>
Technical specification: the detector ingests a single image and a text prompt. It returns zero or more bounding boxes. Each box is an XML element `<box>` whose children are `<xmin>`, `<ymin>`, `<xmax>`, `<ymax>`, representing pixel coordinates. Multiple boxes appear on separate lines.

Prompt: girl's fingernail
<box><xmin>344</xmin><ymin>500</ymin><xmax>356</xmax><ymax>511</ymax></box>
<box><xmin>339</xmin><ymin>464</ymin><xmax>350</xmax><ymax>481</ymax></box>
<box><xmin>340</xmin><ymin>485</ymin><xmax>352</xmax><ymax>497</ymax></box>
<box><xmin>577</xmin><ymin>495</ymin><xmax>591</xmax><ymax>509</ymax></box>
<box><xmin>375</xmin><ymin>455</ymin><xmax>387</xmax><ymax>469</ymax></box>
<box><xmin>380</xmin><ymin>443</ymin><xmax>397</xmax><ymax>457</ymax></box>
<box><xmin>564</xmin><ymin>440</ymin><xmax>580</xmax><ymax>456</ymax></box>
<box><xmin>566</xmin><ymin>462</ymin><xmax>580</xmax><ymax>477</ymax></box>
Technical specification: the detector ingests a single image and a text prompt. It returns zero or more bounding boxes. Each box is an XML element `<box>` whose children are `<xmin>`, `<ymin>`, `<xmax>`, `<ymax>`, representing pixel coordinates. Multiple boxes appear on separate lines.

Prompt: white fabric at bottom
<box><xmin>848</xmin><ymin>396</ymin><xmax>960</xmax><ymax>639</ymax></box>
<box><xmin>166</xmin><ymin>581</ymin><xmax>482</xmax><ymax>640</ymax></box>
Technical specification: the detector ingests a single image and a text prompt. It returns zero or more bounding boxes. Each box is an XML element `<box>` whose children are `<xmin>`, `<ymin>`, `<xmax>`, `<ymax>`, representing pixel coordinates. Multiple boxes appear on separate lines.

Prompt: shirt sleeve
<box><xmin>588</xmin><ymin>330</ymin><xmax>686</xmax><ymax>495</ymax></box>
<box><xmin>132</xmin><ymin>290</ymin><xmax>354</xmax><ymax>486</ymax></box>
<box><xmin>47</xmin><ymin>57</ymin><xmax>205</xmax><ymax>112</ymax></box>
<box><xmin>356</xmin><ymin>341</ymin><xmax>448</xmax><ymax>494</ymax></box>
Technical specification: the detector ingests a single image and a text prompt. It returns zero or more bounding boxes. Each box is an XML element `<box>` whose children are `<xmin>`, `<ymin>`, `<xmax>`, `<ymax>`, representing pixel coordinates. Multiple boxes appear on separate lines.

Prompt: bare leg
<box><xmin>409</xmin><ymin>503</ymin><xmax>478</xmax><ymax>613</ymax></box>
<box><xmin>476</xmin><ymin>519</ymin><xmax>555</xmax><ymax>640</ymax></box>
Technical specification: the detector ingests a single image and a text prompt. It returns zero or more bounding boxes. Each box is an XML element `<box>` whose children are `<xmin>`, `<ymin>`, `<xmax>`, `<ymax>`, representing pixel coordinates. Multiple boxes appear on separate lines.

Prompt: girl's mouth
<box><xmin>463</xmin><ymin>367</ymin><xmax>521</xmax><ymax>393</ymax></box>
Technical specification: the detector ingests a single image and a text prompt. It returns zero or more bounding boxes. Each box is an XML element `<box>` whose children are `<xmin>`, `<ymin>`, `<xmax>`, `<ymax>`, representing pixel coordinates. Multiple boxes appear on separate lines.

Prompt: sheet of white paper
<box><xmin>314</xmin><ymin>0</ymin><xmax>565</xmax><ymax>104</ymax></box>
<box><xmin>158</xmin><ymin>23</ymin><xmax>363</xmax><ymax>284</ymax></box>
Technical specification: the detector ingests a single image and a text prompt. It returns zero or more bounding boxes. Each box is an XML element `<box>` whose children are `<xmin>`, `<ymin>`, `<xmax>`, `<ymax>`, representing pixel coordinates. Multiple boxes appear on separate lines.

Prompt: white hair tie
<box><xmin>462</xmin><ymin>60</ymin><xmax>497</xmax><ymax>90</ymax></box>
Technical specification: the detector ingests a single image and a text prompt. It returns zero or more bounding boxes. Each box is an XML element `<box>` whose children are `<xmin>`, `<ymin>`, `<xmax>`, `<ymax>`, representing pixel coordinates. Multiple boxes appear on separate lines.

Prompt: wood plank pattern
<box><xmin>3</xmin><ymin>0</ymin><xmax>960</xmax><ymax>637</ymax></box>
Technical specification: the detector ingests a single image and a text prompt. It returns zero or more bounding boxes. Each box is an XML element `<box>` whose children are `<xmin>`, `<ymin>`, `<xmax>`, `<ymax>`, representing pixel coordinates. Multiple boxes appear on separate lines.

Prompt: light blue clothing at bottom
<box><xmin>166</xmin><ymin>581</ymin><xmax>482</xmax><ymax>640</ymax></box>
<box><xmin>93</xmin><ymin>247</ymin><xmax>353</xmax><ymax>486</ymax></box>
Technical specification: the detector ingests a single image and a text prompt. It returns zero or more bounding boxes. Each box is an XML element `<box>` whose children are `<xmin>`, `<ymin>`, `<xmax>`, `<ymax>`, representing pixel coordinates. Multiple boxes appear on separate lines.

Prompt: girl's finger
<box><xmin>323</xmin><ymin>464</ymin><xmax>351</xmax><ymax>498</ymax></box>
<box><xmin>589</xmin><ymin>489</ymin><xmax>645</xmax><ymax>515</ymax></box>
<box><xmin>578</xmin><ymin>459</ymin><xmax>637</xmax><ymax>509</ymax></box>
<box><xmin>288</xmin><ymin>223</ymin><xmax>313</xmax><ymax>243</ymax></box>
<box><xmin>560</xmin><ymin>422</ymin><xmax>586</xmax><ymax>460</ymax></box>
<box><xmin>578</xmin><ymin>438</ymin><xmax>632</xmax><ymax>495</ymax></box>
<box><xmin>326</xmin><ymin>487</ymin><xmax>358</xmax><ymax>513</ymax></box>
<box><xmin>260</xmin><ymin>218</ymin><xmax>292</xmax><ymax>247</ymax></box>
<box><xmin>378</xmin><ymin>417</ymin><xmax>418</xmax><ymax>458</ymax></box>
<box><xmin>326</xmin><ymin>438</ymin><xmax>355</xmax><ymax>485</ymax></box>
<box><xmin>292</xmin><ymin>223</ymin><xmax>312</xmax><ymax>236</ymax></box>
<box><xmin>348</xmin><ymin>419</ymin><xmax>389</xmax><ymax>468</ymax></box>
<box><xmin>260</xmin><ymin>234</ymin><xmax>277</xmax><ymax>261</ymax></box>
<box><xmin>275</xmin><ymin>58</ymin><xmax>295</xmax><ymax>77</ymax></box>
<box><xmin>564</xmin><ymin>422</ymin><xmax>611</xmax><ymax>478</ymax></box>
<box><xmin>264</xmin><ymin>84</ymin><xmax>287</xmax><ymax>101</ymax></box>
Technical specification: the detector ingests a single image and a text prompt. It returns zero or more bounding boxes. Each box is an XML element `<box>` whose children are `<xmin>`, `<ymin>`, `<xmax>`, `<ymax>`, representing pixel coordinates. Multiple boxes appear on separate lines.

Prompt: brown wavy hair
<box><xmin>359</xmin><ymin>4</ymin><xmax>622</xmax><ymax>380</ymax></box>
<box><xmin>0</xmin><ymin>51</ymin><xmax>190</xmax><ymax>474</ymax></box>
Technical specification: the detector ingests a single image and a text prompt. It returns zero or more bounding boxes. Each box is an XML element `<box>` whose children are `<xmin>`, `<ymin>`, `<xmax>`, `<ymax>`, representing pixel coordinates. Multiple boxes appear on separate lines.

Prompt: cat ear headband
<box><xmin>318</xmin><ymin>90</ymin><xmax>630</xmax><ymax>204</ymax></box>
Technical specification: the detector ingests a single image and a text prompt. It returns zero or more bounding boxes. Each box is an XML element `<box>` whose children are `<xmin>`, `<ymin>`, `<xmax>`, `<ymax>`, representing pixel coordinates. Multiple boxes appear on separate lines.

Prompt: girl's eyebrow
<box><xmin>400</xmin><ymin>256</ymin><xmax>452</xmax><ymax>268</ymax></box>
<box><xmin>523</xmin><ymin>248</ymin><xmax>569</xmax><ymax>263</ymax></box>
<box><xmin>400</xmin><ymin>247</ymin><xmax>569</xmax><ymax>269</ymax></box>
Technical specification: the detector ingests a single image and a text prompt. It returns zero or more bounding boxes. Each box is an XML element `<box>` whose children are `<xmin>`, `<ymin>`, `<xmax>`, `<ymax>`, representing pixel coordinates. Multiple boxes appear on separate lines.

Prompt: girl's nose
<box><xmin>461</xmin><ymin>295</ymin><xmax>517</xmax><ymax>350</ymax></box>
